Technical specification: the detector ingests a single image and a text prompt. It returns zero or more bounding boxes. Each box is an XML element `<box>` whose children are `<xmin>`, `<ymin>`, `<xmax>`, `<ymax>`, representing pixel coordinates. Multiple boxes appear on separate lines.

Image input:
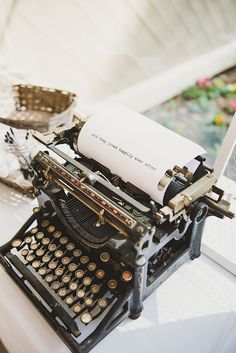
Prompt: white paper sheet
<box><xmin>78</xmin><ymin>105</ymin><xmax>206</xmax><ymax>204</ymax></box>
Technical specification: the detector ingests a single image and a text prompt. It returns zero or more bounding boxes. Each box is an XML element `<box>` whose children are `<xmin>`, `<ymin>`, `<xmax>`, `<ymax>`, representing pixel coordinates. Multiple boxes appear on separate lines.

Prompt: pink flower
<box><xmin>230</xmin><ymin>100</ymin><xmax>236</xmax><ymax>111</ymax></box>
<box><xmin>196</xmin><ymin>77</ymin><xmax>212</xmax><ymax>89</ymax></box>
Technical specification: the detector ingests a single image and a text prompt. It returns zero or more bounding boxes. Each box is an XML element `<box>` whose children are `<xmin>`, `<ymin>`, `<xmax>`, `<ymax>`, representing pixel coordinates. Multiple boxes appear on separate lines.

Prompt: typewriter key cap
<box><xmin>84</xmin><ymin>298</ymin><xmax>93</xmax><ymax>307</ymax></box>
<box><xmin>55</xmin><ymin>250</ymin><xmax>63</xmax><ymax>259</ymax></box>
<box><xmin>77</xmin><ymin>289</ymin><xmax>85</xmax><ymax>299</ymax></box>
<box><xmin>65</xmin><ymin>296</ymin><xmax>74</xmax><ymax>305</ymax></box>
<box><xmin>42</xmin><ymin>237</ymin><xmax>50</xmax><ymax>245</ymax></box>
<box><xmin>80</xmin><ymin>256</ymin><xmax>89</xmax><ymax>264</ymax></box>
<box><xmin>31</xmin><ymin>227</ymin><xmax>38</xmax><ymax>234</ymax></box>
<box><xmin>62</xmin><ymin>275</ymin><xmax>71</xmax><ymax>284</ymax></box>
<box><xmin>41</xmin><ymin>220</ymin><xmax>49</xmax><ymax>227</ymax></box>
<box><xmin>83</xmin><ymin>277</ymin><xmax>92</xmax><ymax>286</ymax></box>
<box><xmin>26</xmin><ymin>254</ymin><xmax>35</xmax><ymax>262</ymax></box>
<box><xmin>21</xmin><ymin>248</ymin><xmax>29</xmax><ymax>257</ymax></box>
<box><xmin>66</xmin><ymin>243</ymin><xmax>75</xmax><ymax>251</ymax></box>
<box><xmin>96</xmin><ymin>269</ymin><xmax>105</xmax><ymax>279</ymax></box>
<box><xmin>38</xmin><ymin>267</ymin><xmax>47</xmax><ymax>276</ymax></box>
<box><xmin>87</xmin><ymin>263</ymin><xmax>97</xmax><ymax>272</ymax></box>
<box><xmin>36</xmin><ymin>232</ymin><xmax>44</xmax><ymax>240</ymax></box>
<box><xmin>42</xmin><ymin>255</ymin><xmax>51</xmax><ymax>263</ymax></box>
<box><xmin>68</xmin><ymin>263</ymin><xmax>77</xmax><ymax>272</ymax></box>
<box><xmin>53</xmin><ymin>231</ymin><xmax>61</xmax><ymax>238</ymax></box>
<box><xmin>11</xmin><ymin>239</ymin><xmax>22</xmax><ymax>248</ymax></box>
<box><xmin>108</xmin><ymin>279</ymin><xmax>117</xmax><ymax>290</ymax></box>
<box><xmin>47</xmin><ymin>225</ymin><xmax>55</xmax><ymax>233</ymax></box>
<box><xmin>98</xmin><ymin>298</ymin><xmax>108</xmax><ymax>309</ymax></box>
<box><xmin>55</xmin><ymin>267</ymin><xmax>64</xmax><ymax>276</ymax></box>
<box><xmin>59</xmin><ymin>237</ymin><xmax>68</xmax><ymax>245</ymax></box>
<box><xmin>48</xmin><ymin>243</ymin><xmax>57</xmax><ymax>252</ymax></box>
<box><xmin>122</xmin><ymin>271</ymin><xmax>133</xmax><ymax>282</ymax></box>
<box><xmin>100</xmin><ymin>252</ymin><xmax>110</xmax><ymax>263</ymax></box>
<box><xmin>45</xmin><ymin>274</ymin><xmax>54</xmax><ymax>283</ymax></box>
<box><xmin>48</xmin><ymin>260</ymin><xmax>57</xmax><ymax>270</ymax></box>
<box><xmin>81</xmin><ymin>312</ymin><xmax>92</xmax><ymax>324</ymax></box>
<box><xmin>51</xmin><ymin>281</ymin><xmax>60</xmax><ymax>290</ymax></box>
<box><xmin>30</xmin><ymin>242</ymin><xmax>39</xmax><ymax>250</ymax></box>
<box><xmin>91</xmin><ymin>285</ymin><xmax>100</xmax><ymax>294</ymax></box>
<box><xmin>75</xmin><ymin>270</ymin><xmax>84</xmax><ymax>279</ymax></box>
<box><xmin>58</xmin><ymin>288</ymin><xmax>67</xmax><ymax>297</ymax></box>
<box><xmin>24</xmin><ymin>236</ymin><xmax>32</xmax><ymax>244</ymax></box>
<box><xmin>33</xmin><ymin>207</ymin><xmax>40</xmax><ymax>214</ymax></box>
<box><xmin>62</xmin><ymin>257</ymin><xmax>71</xmax><ymax>265</ymax></box>
<box><xmin>73</xmin><ymin>249</ymin><xmax>82</xmax><ymax>258</ymax></box>
<box><xmin>69</xmin><ymin>282</ymin><xmax>78</xmax><ymax>291</ymax></box>
<box><xmin>32</xmin><ymin>260</ymin><xmax>41</xmax><ymax>269</ymax></box>
<box><xmin>73</xmin><ymin>304</ymin><xmax>81</xmax><ymax>314</ymax></box>
<box><xmin>36</xmin><ymin>248</ymin><xmax>45</xmax><ymax>257</ymax></box>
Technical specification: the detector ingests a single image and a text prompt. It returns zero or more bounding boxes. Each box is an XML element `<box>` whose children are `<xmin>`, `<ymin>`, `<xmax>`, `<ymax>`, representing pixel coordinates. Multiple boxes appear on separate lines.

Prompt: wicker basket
<box><xmin>0</xmin><ymin>84</ymin><xmax>77</xmax><ymax>132</ymax></box>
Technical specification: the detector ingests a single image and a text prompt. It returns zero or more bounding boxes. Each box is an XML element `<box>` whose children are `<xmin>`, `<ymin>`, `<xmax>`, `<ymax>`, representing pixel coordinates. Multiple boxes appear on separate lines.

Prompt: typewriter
<box><xmin>0</xmin><ymin>107</ymin><xmax>234</xmax><ymax>353</ymax></box>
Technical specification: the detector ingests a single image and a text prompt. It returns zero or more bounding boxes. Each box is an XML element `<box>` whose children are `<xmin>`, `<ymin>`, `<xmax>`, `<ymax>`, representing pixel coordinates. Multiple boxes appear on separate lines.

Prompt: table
<box><xmin>0</xmin><ymin>184</ymin><xmax>236</xmax><ymax>353</ymax></box>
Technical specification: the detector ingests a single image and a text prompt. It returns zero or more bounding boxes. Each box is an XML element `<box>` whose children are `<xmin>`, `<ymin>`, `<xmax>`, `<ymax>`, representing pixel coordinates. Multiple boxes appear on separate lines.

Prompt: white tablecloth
<box><xmin>0</xmin><ymin>184</ymin><xmax>236</xmax><ymax>353</ymax></box>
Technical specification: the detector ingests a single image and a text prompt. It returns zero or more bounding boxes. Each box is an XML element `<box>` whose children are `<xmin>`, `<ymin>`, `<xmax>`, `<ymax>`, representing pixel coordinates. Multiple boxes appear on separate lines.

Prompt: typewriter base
<box><xmin>0</xmin><ymin>206</ymin><xmax>204</xmax><ymax>353</ymax></box>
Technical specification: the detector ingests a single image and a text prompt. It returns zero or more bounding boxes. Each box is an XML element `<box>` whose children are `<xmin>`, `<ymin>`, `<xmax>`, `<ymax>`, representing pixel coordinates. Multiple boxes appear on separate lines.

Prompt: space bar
<box><xmin>6</xmin><ymin>252</ymin><xmax>80</xmax><ymax>337</ymax></box>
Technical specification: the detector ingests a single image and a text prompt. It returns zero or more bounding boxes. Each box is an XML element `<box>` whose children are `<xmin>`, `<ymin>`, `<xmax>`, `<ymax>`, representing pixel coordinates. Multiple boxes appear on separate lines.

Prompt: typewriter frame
<box><xmin>0</xmin><ymin>123</ymin><xmax>233</xmax><ymax>353</ymax></box>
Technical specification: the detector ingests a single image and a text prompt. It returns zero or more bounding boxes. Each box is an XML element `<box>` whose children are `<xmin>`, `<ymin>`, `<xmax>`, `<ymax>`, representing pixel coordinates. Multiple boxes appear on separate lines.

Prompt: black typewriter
<box><xmin>0</xmin><ymin>112</ymin><xmax>234</xmax><ymax>353</ymax></box>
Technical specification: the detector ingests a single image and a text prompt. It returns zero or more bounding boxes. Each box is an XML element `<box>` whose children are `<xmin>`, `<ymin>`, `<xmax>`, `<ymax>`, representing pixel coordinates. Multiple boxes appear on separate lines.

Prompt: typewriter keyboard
<box><xmin>4</xmin><ymin>212</ymin><xmax>133</xmax><ymax>338</ymax></box>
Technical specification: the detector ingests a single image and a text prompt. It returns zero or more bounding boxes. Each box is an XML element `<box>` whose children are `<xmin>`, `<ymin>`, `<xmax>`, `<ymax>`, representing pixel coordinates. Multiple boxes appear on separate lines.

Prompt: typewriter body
<box><xmin>0</xmin><ymin>113</ymin><xmax>234</xmax><ymax>353</ymax></box>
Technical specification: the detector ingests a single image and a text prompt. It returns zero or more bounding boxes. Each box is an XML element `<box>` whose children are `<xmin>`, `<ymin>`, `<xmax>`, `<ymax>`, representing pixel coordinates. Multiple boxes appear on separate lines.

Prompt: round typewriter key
<box><xmin>96</xmin><ymin>269</ymin><xmax>105</xmax><ymax>279</ymax></box>
<box><xmin>108</xmin><ymin>279</ymin><xmax>117</xmax><ymax>290</ymax></box>
<box><xmin>84</xmin><ymin>298</ymin><xmax>93</xmax><ymax>307</ymax></box>
<box><xmin>55</xmin><ymin>250</ymin><xmax>63</xmax><ymax>258</ymax></box>
<box><xmin>81</xmin><ymin>312</ymin><xmax>92</xmax><ymax>324</ymax></box>
<box><xmin>87</xmin><ymin>263</ymin><xmax>97</xmax><ymax>272</ymax></box>
<box><xmin>75</xmin><ymin>270</ymin><xmax>84</xmax><ymax>279</ymax></box>
<box><xmin>68</xmin><ymin>263</ymin><xmax>77</xmax><ymax>272</ymax></box>
<box><xmin>36</xmin><ymin>248</ymin><xmax>45</xmax><ymax>257</ymax></box>
<box><xmin>65</xmin><ymin>296</ymin><xmax>74</xmax><ymax>305</ymax></box>
<box><xmin>38</xmin><ymin>267</ymin><xmax>47</xmax><ymax>276</ymax></box>
<box><xmin>53</xmin><ymin>231</ymin><xmax>61</xmax><ymax>239</ymax></box>
<box><xmin>42</xmin><ymin>237</ymin><xmax>50</xmax><ymax>245</ymax></box>
<box><xmin>21</xmin><ymin>248</ymin><xmax>29</xmax><ymax>257</ymax></box>
<box><xmin>73</xmin><ymin>249</ymin><xmax>82</xmax><ymax>258</ymax></box>
<box><xmin>48</xmin><ymin>260</ymin><xmax>57</xmax><ymax>270</ymax></box>
<box><xmin>80</xmin><ymin>256</ymin><xmax>89</xmax><ymax>264</ymax></box>
<box><xmin>66</xmin><ymin>243</ymin><xmax>75</xmax><ymax>251</ymax></box>
<box><xmin>11</xmin><ymin>239</ymin><xmax>22</xmax><ymax>248</ymax></box>
<box><xmin>36</xmin><ymin>232</ymin><xmax>44</xmax><ymax>240</ymax></box>
<box><xmin>83</xmin><ymin>277</ymin><xmax>92</xmax><ymax>286</ymax></box>
<box><xmin>73</xmin><ymin>304</ymin><xmax>81</xmax><ymax>314</ymax></box>
<box><xmin>58</xmin><ymin>288</ymin><xmax>67</xmax><ymax>297</ymax></box>
<box><xmin>60</xmin><ymin>237</ymin><xmax>68</xmax><ymax>245</ymax></box>
<box><xmin>69</xmin><ymin>282</ymin><xmax>78</xmax><ymax>291</ymax></box>
<box><xmin>24</xmin><ymin>236</ymin><xmax>32</xmax><ymax>244</ymax></box>
<box><xmin>51</xmin><ymin>281</ymin><xmax>60</xmax><ymax>290</ymax></box>
<box><xmin>30</xmin><ymin>242</ymin><xmax>39</xmax><ymax>250</ymax></box>
<box><xmin>55</xmin><ymin>267</ymin><xmax>64</xmax><ymax>276</ymax></box>
<box><xmin>62</xmin><ymin>275</ymin><xmax>71</xmax><ymax>284</ymax></box>
<box><xmin>62</xmin><ymin>257</ymin><xmax>71</xmax><ymax>265</ymax></box>
<box><xmin>41</xmin><ymin>220</ymin><xmax>49</xmax><ymax>227</ymax></box>
<box><xmin>91</xmin><ymin>285</ymin><xmax>100</xmax><ymax>294</ymax></box>
<box><xmin>26</xmin><ymin>254</ymin><xmax>35</xmax><ymax>262</ymax></box>
<box><xmin>42</xmin><ymin>255</ymin><xmax>51</xmax><ymax>263</ymax></box>
<box><xmin>48</xmin><ymin>243</ymin><xmax>57</xmax><ymax>252</ymax></box>
<box><xmin>45</xmin><ymin>274</ymin><xmax>54</xmax><ymax>283</ymax></box>
<box><xmin>122</xmin><ymin>271</ymin><xmax>133</xmax><ymax>282</ymax></box>
<box><xmin>100</xmin><ymin>252</ymin><xmax>110</xmax><ymax>263</ymax></box>
<box><xmin>32</xmin><ymin>260</ymin><xmax>41</xmax><ymax>269</ymax></box>
<box><xmin>47</xmin><ymin>225</ymin><xmax>55</xmax><ymax>233</ymax></box>
<box><xmin>31</xmin><ymin>227</ymin><xmax>38</xmax><ymax>234</ymax></box>
<box><xmin>98</xmin><ymin>298</ymin><xmax>108</xmax><ymax>309</ymax></box>
<box><xmin>77</xmin><ymin>289</ymin><xmax>85</xmax><ymax>299</ymax></box>
<box><xmin>33</xmin><ymin>207</ymin><xmax>40</xmax><ymax>214</ymax></box>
